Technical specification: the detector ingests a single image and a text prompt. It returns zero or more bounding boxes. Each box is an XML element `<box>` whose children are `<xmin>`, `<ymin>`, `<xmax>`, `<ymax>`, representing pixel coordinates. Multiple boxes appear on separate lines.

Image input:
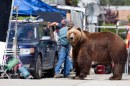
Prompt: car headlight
<box><xmin>20</xmin><ymin>48</ymin><xmax>34</xmax><ymax>55</ymax></box>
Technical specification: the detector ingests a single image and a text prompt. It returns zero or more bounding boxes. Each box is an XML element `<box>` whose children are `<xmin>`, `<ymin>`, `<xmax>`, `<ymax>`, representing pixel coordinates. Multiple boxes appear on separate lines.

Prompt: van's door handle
<box><xmin>47</xmin><ymin>46</ymin><xmax>49</xmax><ymax>51</ymax></box>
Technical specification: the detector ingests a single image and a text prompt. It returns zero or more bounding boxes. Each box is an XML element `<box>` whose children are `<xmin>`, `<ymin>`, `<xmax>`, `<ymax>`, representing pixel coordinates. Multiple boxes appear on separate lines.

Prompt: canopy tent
<box><xmin>13</xmin><ymin>0</ymin><xmax>66</xmax><ymax>16</ymax></box>
<box><xmin>37</xmin><ymin>12</ymin><xmax>64</xmax><ymax>23</ymax></box>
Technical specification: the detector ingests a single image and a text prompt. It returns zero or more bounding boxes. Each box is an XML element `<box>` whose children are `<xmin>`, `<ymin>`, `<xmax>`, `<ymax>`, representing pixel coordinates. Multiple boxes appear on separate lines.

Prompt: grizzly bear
<box><xmin>67</xmin><ymin>27</ymin><xmax>127</xmax><ymax>80</ymax></box>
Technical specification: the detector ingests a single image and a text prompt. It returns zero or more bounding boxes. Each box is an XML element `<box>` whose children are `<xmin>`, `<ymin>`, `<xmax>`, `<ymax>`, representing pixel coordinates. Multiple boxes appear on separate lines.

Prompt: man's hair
<box><xmin>67</xmin><ymin>20</ymin><xmax>74</xmax><ymax>28</ymax></box>
<box><xmin>61</xmin><ymin>19</ymin><xmax>68</xmax><ymax>26</ymax></box>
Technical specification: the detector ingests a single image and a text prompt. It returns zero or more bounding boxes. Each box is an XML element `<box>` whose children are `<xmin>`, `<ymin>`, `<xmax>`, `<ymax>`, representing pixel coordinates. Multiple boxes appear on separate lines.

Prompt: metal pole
<box><xmin>13</xmin><ymin>0</ymin><xmax>20</xmax><ymax>57</ymax></box>
<box><xmin>125</xmin><ymin>46</ymin><xmax>129</xmax><ymax>75</ymax></box>
<box><xmin>5</xmin><ymin>0</ymin><xmax>15</xmax><ymax>53</ymax></box>
<box><xmin>116</xmin><ymin>25</ymin><xmax>118</xmax><ymax>35</ymax></box>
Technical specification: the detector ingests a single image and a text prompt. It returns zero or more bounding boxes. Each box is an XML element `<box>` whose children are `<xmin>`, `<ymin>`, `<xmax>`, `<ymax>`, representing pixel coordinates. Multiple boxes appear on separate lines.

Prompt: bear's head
<box><xmin>67</xmin><ymin>27</ymin><xmax>86</xmax><ymax>46</ymax></box>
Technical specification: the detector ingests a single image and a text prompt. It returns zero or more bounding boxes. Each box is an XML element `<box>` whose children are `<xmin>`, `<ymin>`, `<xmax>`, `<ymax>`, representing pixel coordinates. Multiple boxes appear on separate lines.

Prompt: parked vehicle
<box><xmin>5</xmin><ymin>20</ymin><xmax>58</xmax><ymax>79</ymax></box>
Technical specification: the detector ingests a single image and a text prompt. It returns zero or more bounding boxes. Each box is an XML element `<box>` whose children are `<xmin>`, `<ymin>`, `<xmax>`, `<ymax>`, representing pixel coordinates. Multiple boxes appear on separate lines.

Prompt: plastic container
<box><xmin>18</xmin><ymin>66</ymin><xmax>30</xmax><ymax>78</ymax></box>
<box><xmin>95</xmin><ymin>65</ymin><xmax>105</xmax><ymax>74</ymax></box>
<box><xmin>7</xmin><ymin>58</ymin><xmax>19</xmax><ymax>70</ymax></box>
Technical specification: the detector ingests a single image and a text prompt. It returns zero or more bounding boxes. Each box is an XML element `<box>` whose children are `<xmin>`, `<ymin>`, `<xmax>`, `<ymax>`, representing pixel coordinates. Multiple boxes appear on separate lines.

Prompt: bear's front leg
<box><xmin>75</xmin><ymin>49</ymin><xmax>92</xmax><ymax>80</ymax></box>
<box><xmin>77</xmin><ymin>61</ymin><xmax>92</xmax><ymax>79</ymax></box>
<box><xmin>73</xmin><ymin>61</ymin><xmax>80</xmax><ymax>78</ymax></box>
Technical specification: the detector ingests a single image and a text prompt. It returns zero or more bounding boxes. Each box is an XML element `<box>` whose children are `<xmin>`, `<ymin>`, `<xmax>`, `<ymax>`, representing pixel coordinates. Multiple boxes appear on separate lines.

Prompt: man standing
<box><xmin>54</xmin><ymin>19</ymin><xmax>74</xmax><ymax>78</ymax></box>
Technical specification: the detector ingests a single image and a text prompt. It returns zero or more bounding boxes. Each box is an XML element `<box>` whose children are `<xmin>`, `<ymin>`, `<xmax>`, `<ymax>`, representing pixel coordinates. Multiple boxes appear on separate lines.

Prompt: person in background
<box><xmin>53</xmin><ymin>26</ymin><xmax>60</xmax><ymax>42</ymax></box>
<box><xmin>47</xmin><ymin>22</ymin><xmax>57</xmax><ymax>42</ymax></box>
<box><xmin>52</xmin><ymin>19</ymin><xmax>74</xmax><ymax>78</ymax></box>
<box><xmin>66</xmin><ymin>20</ymin><xmax>74</xmax><ymax>74</ymax></box>
<box><xmin>50</xmin><ymin>19</ymin><xmax>68</xmax><ymax>42</ymax></box>
<box><xmin>27</xmin><ymin>29</ymin><xmax>34</xmax><ymax>39</ymax></box>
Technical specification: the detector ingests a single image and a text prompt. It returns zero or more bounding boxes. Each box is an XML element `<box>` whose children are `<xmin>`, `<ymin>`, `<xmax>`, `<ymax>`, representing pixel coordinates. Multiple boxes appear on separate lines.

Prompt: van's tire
<box><xmin>47</xmin><ymin>52</ymin><xmax>58</xmax><ymax>77</ymax></box>
<box><xmin>53</xmin><ymin>52</ymin><xmax>58</xmax><ymax>67</ymax></box>
<box><xmin>33</xmin><ymin>55</ymin><xmax>42</xmax><ymax>79</ymax></box>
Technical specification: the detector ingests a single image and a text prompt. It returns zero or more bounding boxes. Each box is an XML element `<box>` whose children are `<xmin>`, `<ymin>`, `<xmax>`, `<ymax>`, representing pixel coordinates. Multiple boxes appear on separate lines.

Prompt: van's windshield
<box><xmin>8</xmin><ymin>24</ymin><xmax>35</xmax><ymax>42</ymax></box>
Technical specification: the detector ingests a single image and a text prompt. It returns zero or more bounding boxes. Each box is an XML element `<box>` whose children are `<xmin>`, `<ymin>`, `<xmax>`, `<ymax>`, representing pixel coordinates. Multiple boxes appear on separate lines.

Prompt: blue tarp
<box><xmin>13</xmin><ymin>0</ymin><xmax>66</xmax><ymax>16</ymax></box>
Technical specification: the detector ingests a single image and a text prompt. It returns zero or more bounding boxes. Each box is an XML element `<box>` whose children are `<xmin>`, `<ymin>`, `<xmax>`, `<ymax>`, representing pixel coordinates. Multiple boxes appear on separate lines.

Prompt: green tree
<box><xmin>100</xmin><ymin>0</ymin><xmax>110</xmax><ymax>6</ymax></box>
<box><xmin>100</xmin><ymin>0</ymin><xmax>130</xmax><ymax>6</ymax></box>
<box><xmin>71</xmin><ymin>0</ymin><xmax>79</xmax><ymax>6</ymax></box>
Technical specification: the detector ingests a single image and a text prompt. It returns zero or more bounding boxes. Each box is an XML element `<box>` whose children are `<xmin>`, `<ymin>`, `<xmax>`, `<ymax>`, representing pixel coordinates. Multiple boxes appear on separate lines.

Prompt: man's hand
<box><xmin>51</xmin><ymin>22</ymin><xmax>59</xmax><ymax>26</ymax></box>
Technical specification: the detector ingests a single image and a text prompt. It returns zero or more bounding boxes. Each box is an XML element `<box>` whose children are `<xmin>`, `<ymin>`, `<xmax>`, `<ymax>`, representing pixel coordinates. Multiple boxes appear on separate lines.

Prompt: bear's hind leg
<box><xmin>109</xmin><ymin>63</ymin><xmax>125</xmax><ymax>80</ymax></box>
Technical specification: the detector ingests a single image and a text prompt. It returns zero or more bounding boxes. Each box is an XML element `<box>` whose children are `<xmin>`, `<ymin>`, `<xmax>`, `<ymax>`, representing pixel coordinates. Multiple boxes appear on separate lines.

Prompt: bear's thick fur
<box><xmin>67</xmin><ymin>27</ymin><xmax>127</xmax><ymax>80</ymax></box>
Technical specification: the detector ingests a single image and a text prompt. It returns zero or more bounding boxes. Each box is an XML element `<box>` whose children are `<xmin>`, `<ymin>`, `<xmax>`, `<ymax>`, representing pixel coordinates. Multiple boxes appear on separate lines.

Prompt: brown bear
<box><xmin>67</xmin><ymin>27</ymin><xmax>127</xmax><ymax>80</ymax></box>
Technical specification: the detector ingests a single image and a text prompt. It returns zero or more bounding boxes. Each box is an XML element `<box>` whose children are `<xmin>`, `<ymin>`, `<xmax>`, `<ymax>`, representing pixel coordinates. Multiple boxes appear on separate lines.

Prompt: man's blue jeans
<box><xmin>55</xmin><ymin>45</ymin><xmax>72</xmax><ymax>76</ymax></box>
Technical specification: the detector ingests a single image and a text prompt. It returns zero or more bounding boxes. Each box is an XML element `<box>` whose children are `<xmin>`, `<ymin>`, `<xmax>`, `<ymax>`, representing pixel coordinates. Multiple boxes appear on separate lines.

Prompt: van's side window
<box><xmin>37</xmin><ymin>25</ymin><xmax>44</xmax><ymax>39</ymax></box>
<box><xmin>42</xmin><ymin>25</ymin><xmax>50</xmax><ymax>36</ymax></box>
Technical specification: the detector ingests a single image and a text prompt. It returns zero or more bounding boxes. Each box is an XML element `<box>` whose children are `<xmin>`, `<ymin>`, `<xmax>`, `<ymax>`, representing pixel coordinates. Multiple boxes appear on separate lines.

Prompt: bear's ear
<box><xmin>68</xmin><ymin>27</ymin><xmax>72</xmax><ymax>31</ymax></box>
<box><xmin>77</xmin><ymin>27</ymin><xmax>81</xmax><ymax>32</ymax></box>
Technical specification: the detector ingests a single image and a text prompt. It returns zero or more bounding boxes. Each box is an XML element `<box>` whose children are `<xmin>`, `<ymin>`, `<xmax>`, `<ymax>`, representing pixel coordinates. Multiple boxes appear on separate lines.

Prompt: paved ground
<box><xmin>0</xmin><ymin>74</ymin><xmax>130</xmax><ymax>86</ymax></box>
<box><xmin>79</xmin><ymin>74</ymin><xmax>130</xmax><ymax>86</ymax></box>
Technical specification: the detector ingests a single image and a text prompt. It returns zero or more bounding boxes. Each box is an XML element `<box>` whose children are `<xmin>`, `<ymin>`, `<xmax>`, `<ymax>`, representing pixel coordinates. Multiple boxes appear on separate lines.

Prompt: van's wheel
<box><xmin>33</xmin><ymin>55</ymin><xmax>42</xmax><ymax>79</ymax></box>
<box><xmin>47</xmin><ymin>52</ymin><xmax>58</xmax><ymax>77</ymax></box>
<box><xmin>53</xmin><ymin>52</ymin><xmax>58</xmax><ymax>67</ymax></box>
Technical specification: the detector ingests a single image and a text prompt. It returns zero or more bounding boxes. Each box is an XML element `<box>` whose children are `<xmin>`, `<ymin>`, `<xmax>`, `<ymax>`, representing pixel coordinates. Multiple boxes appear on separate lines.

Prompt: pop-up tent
<box><xmin>13</xmin><ymin>0</ymin><xmax>66</xmax><ymax>16</ymax></box>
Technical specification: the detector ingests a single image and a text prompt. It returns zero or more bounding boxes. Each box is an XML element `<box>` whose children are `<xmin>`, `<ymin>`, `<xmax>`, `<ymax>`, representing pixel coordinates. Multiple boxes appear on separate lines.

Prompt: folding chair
<box><xmin>0</xmin><ymin>55</ymin><xmax>9</xmax><ymax>78</ymax></box>
<box><xmin>0</xmin><ymin>56</ymin><xmax>19</xmax><ymax>79</ymax></box>
<box><xmin>0</xmin><ymin>43</ymin><xmax>20</xmax><ymax>79</ymax></box>
<box><xmin>0</xmin><ymin>42</ymin><xmax>10</xmax><ymax>78</ymax></box>
<box><xmin>0</xmin><ymin>42</ymin><xmax>33</xmax><ymax>79</ymax></box>
<box><xmin>0</xmin><ymin>46</ymin><xmax>20</xmax><ymax>78</ymax></box>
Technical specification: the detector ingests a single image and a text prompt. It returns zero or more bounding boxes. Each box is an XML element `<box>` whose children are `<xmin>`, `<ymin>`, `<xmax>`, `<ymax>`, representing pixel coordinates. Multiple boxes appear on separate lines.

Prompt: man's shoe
<box><xmin>54</xmin><ymin>74</ymin><xmax>63</xmax><ymax>78</ymax></box>
<box><xmin>64</xmin><ymin>75</ymin><xmax>71</xmax><ymax>78</ymax></box>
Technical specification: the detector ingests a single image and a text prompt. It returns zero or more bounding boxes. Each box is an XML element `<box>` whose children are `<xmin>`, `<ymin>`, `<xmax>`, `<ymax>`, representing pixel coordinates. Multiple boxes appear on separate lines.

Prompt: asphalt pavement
<box><xmin>78</xmin><ymin>74</ymin><xmax>130</xmax><ymax>86</ymax></box>
<box><xmin>0</xmin><ymin>74</ymin><xmax>130</xmax><ymax>86</ymax></box>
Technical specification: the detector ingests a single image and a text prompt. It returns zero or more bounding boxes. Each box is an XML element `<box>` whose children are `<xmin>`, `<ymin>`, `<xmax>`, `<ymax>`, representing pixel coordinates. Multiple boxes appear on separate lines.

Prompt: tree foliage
<box><xmin>100</xmin><ymin>0</ymin><xmax>130</xmax><ymax>6</ymax></box>
<box><xmin>66</xmin><ymin>0</ymin><xmax>130</xmax><ymax>6</ymax></box>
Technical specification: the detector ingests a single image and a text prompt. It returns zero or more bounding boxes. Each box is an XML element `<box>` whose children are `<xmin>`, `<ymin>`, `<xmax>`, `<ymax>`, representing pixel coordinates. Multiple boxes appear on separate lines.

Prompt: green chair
<box><xmin>0</xmin><ymin>58</ymin><xmax>19</xmax><ymax>79</ymax></box>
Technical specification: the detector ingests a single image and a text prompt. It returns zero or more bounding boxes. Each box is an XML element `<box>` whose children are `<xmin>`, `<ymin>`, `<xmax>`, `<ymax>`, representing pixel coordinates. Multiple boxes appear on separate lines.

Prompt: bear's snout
<box><xmin>69</xmin><ymin>37</ymin><xmax>73</xmax><ymax>41</ymax></box>
<box><xmin>69</xmin><ymin>33</ymin><xmax>75</xmax><ymax>42</ymax></box>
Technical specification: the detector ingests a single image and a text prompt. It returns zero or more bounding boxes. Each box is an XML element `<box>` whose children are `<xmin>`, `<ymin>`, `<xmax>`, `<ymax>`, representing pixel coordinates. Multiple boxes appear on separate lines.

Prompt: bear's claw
<box><xmin>109</xmin><ymin>76</ymin><xmax>122</xmax><ymax>80</ymax></box>
<box><xmin>74</xmin><ymin>76</ymin><xmax>84</xmax><ymax>80</ymax></box>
